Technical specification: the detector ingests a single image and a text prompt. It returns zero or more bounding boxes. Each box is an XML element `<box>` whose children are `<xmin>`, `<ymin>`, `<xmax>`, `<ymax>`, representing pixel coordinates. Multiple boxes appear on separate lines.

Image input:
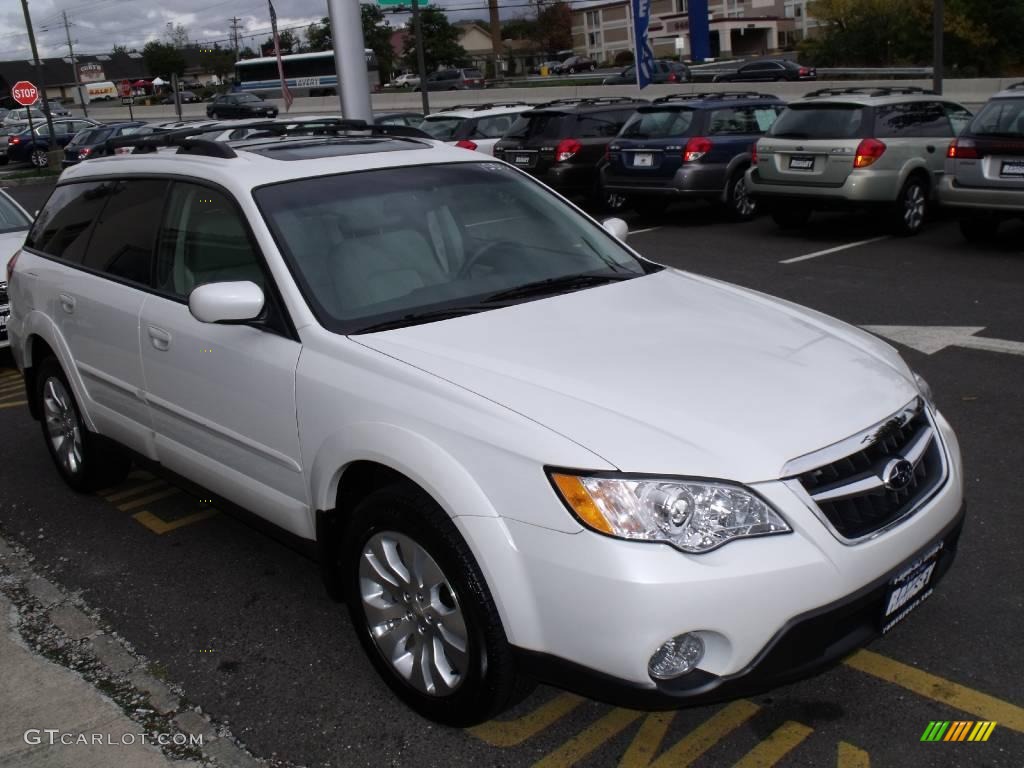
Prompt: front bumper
<box><xmin>938</xmin><ymin>174</ymin><xmax>1024</xmax><ymax>212</ymax></box>
<box><xmin>516</xmin><ymin>505</ymin><xmax>964</xmax><ymax>708</ymax></box>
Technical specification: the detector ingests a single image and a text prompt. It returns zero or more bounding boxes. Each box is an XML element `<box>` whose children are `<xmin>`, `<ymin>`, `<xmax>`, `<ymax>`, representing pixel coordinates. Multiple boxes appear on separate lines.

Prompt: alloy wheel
<box><xmin>42</xmin><ymin>377</ymin><xmax>83</xmax><ymax>476</ymax></box>
<box><xmin>359</xmin><ymin>531</ymin><xmax>469</xmax><ymax>697</ymax></box>
<box><xmin>903</xmin><ymin>182</ymin><xmax>926</xmax><ymax>231</ymax></box>
<box><xmin>733</xmin><ymin>176</ymin><xmax>756</xmax><ymax>218</ymax></box>
<box><xmin>31</xmin><ymin>149</ymin><xmax>49</xmax><ymax>168</ymax></box>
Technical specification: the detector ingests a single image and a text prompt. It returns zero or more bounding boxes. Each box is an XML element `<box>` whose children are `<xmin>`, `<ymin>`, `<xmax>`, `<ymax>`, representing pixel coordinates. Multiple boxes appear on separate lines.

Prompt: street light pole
<box><xmin>326</xmin><ymin>0</ymin><xmax>373</xmax><ymax>121</ymax></box>
<box><xmin>933</xmin><ymin>0</ymin><xmax>943</xmax><ymax>94</ymax></box>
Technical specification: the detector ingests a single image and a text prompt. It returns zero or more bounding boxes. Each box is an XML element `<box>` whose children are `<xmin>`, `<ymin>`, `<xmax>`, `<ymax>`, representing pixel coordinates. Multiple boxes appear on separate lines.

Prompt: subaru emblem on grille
<box><xmin>883</xmin><ymin>459</ymin><xmax>915</xmax><ymax>492</ymax></box>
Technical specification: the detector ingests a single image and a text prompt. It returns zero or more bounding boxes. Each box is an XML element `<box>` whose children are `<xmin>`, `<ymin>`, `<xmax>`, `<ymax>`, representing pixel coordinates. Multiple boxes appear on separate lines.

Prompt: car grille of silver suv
<box><xmin>793</xmin><ymin>400</ymin><xmax>947</xmax><ymax>541</ymax></box>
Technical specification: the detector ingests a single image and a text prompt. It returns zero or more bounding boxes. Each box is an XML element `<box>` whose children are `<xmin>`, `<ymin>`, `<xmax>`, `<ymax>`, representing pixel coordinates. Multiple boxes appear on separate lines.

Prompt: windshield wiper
<box><xmin>482</xmin><ymin>273</ymin><xmax>635</xmax><ymax>303</ymax></box>
<box><xmin>351</xmin><ymin>305</ymin><xmax>498</xmax><ymax>334</ymax></box>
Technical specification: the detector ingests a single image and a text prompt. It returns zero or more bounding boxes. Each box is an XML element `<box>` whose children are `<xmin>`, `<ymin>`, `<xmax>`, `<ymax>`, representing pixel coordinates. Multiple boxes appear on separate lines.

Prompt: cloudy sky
<box><xmin>0</xmin><ymin>0</ymin><xmax>532</xmax><ymax>60</ymax></box>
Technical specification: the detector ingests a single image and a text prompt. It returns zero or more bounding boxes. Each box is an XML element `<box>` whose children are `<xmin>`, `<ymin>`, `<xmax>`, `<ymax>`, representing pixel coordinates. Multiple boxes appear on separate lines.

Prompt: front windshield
<box><xmin>419</xmin><ymin>117</ymin><xmax>465</xmax><ymax>140</ymax></box>
<box><xmin>0</xmin><ymin>193</ymin><xmax>31</xmax><ymax>234</ymax></box>
<box><xmin>970</xmin><ymin>99</ymin><xmax>1024</xmax><ymax>137</ymax></box>
<box><xmin>254</xmin><ymin>162</ymin><xmax>654</xmax><ymax>333</ymax></box>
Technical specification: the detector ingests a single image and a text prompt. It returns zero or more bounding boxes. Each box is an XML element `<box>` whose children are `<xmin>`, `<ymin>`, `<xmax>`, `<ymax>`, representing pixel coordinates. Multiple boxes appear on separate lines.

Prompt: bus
<box><xmin>234</xmin><ymin>50</ymin><xmax>380</xmax><ymax>98</ymax></box>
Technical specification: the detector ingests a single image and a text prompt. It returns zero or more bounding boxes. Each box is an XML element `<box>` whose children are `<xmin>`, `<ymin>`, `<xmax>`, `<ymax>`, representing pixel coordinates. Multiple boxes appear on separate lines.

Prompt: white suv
<box><xmin>417</xmin><ymin>102</ymin><xmax>529</xmax><ymax>155</ymax></box>
<box><xmin>7</xmin><ymin>121</ymin><xmax>964</xmax><ymax>726</ymax></box>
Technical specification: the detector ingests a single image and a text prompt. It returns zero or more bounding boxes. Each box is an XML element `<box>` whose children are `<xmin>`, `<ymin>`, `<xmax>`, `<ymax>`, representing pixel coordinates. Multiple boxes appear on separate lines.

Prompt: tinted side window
<box><xmin>25</xmin><ymin>181</ymin><xmax>112</xmax><ymax>262</ymax></box>
<box><xmin>875</xmin><ymin>102</ymin><xmax>951</xmax><ymax>138</ymax></box>
<box><xmin>155</xmin><ymin>183</ymin><xmax>263</xmax><ymax>299</ymax></box>
<box><xmin>944</xmin><ymin>103</ymin><xmax>973</xmax><ymax>135</ymax></box>
<box><xmin>81</xmin><ymin>180</ymin><xmax>168</xmax><ymax>285</ymax></box>
<box><xmin>708</xmin><ymin>106</ymin><xmax>783</xmax><ymax>135</ymax></box>
<box><xmin>474</xmin><ymin>114</ymin><xmax>516</xmax><ymax>138</ymax></box>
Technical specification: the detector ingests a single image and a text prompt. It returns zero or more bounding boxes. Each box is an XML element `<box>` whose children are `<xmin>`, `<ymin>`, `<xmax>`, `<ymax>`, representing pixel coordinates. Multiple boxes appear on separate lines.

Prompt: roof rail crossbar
<box><xmin>652</xmin><ymin>91</ymin><xmax>775</xmax><ymax>103</ymax></box>
<box><xmin>804</xmin><ymin>85</ymin><xmax>934</xmax><ymax>98</ymax></box>
<box><xmin>1005</xmin><ymin>81</ymin><xmax>1024</xmax><ymax>90</ymax></box>
<box><xmin>534</xmin><ymin>95</ymin><xmax>645</xmax><ymax>108</ymax></box>
<box><xmin>106</xmin><ymin>133</ymin><xmax>237</xmax><ymax>158</ymax></box>
<box><xmin>441</xmin><ymin>101</ymin><xmax>528</xmax><ymax>111</ymax></box>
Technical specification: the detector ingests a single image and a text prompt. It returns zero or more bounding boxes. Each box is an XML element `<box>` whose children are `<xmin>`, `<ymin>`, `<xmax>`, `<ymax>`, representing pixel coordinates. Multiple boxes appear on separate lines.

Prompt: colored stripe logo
<box><xmin>921</xmin><ymin>721</ymin><xmax>997</xmax><ymax>742</ymax></box>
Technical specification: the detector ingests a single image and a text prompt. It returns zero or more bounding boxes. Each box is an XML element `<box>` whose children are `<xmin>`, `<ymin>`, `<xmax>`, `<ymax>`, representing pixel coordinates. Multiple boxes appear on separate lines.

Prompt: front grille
<box><xmin>796</xmin><ymin>400</ymin><xmax>946</xmax><ymax>540</ymax></box>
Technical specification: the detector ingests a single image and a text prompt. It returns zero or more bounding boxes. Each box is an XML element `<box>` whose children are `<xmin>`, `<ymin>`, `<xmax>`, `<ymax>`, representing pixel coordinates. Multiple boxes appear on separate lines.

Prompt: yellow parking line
<box><xmin>0</xmin><ymin>388</ymin><xmax>25</xmax><ymax>400</ymax></box>
<box><xmin>845</xmin><ymin>650</ymin><xmax>1024</xmax><ymax>733</ymax></box>
<box><xmin>0</xmin><ymin>400</ymin><xmax>27</xmax><ymax>409</ymax></box>
<box><xmin>648</xmin><ymin>700</ymin><xmax>760</xmax><ymax>768</ymax></box>
<box><xmin>132</xmin><ymin>509</ymin><xmax>218</xmax><ymax>534</ymax></box>
<box><xmin>0</xmin><ymin>371</ymin><xmax>21</xmax><ymax>382</ymax></box>
<box><xmin>468</xmin><ymin>693</ymin><xmax>585</xmax><ymax>748</ymax></box>
<box><xmin>0</xmin><ymin>381</ymin><xmax>24</xmax><ymax>394</ymax></box>
<box><xmin>733</xmin><ymin>721</ymin><xmax>813</xmax><ymax>768</ymax></box>
<box><xmin>533</xmin><ymin>708</ymin><xmax>642</xmax><ymax>768</ymax></box>
<box><xmin>116</xmin><ymin>488</ymin><xmax>181</xmax><ymax>511</ymax></box>
<box><xmin>103</xmin><ymin>479</ymin><xmax>168</xmax><ymax>503</ymax></box>
<box><xmin>619</xmin><ymin>712</ymin><xmax>675</xmax><ymax>768</ymax></box>
<box><xmin>837</xmin><ymin>741</ymin><xmax>870</xmax><ymax>767</ymax></box>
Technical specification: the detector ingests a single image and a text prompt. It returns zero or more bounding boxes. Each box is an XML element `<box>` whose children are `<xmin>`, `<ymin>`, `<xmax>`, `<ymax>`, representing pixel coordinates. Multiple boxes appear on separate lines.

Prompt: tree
<box><xmin>534</xmin><ymin>1</ymin><xmax>572</xmax><ymax>55</ymax></box>
<box><xmin>261</xmin><ymin>29</ymin><xmax>299</xmax><ymax>55</ymax></box>
<box><xmin>111</xmin><ymin>44</ymin><xmax>129</xmax><ymax>56</ymax></box>
<box><xmin>143</xmin><ymin>40</ymin><xmax>186</xmax><ymax>77</ymax></box>
<box><xmin>403</xmin><ymin>8</ymin><xmax>469</xmax><ymax>72</ymax></box>
<box><xmin>362</xmin><ymin>4</ymin><xmax>396</xmax><ymax>82</ymax></box>
<box><xmin>165</xmin><ymin>22</ymin><xmax>189</xmax><ymax>48</ymax></box>
<box><xmin>502</xmin><ymin>17</ymin><xmax>539</xmax><ymax>44</ymax></box>
<box><xmin>206</xmin><ymin>44</ymin><xmax>236</xmax><ymax>81</ymax></box>
<box><xmin>306</xmin><ymin>16</ymin><xmax>331</xmax><ymax>52</ymax></box>
<box><xmin>238</xmin><ymin>46</ymin><xmax>257</xmax><ymax>60</ymax></box>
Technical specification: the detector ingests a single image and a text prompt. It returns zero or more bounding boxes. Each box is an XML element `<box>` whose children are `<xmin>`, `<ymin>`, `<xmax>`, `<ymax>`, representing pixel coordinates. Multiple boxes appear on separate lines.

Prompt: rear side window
<box><xmin>875</xmin><ymin>102</ymin><xmax>952</xmax><ymax>138</ymax></box>
<box><xmin>622</xmin><ymin>109</ymin><xmax>696</xmax><ymax>138</ymax></box>
<box><xmin>573</xmin><ymin>110</ymin><xmax>635</xmax><ymax>138</ymax></box>
<box><xmin>505</xmin><ymin>113</ymin><xmax>563</xmax><ymax>139</ymax></box>
<box><xmin>81</xmin><ymin>180</ymin><xmax>168</xmax><ymax>285</ymax></box>
<box><xmin>474</xmin><ymin>114</ymin><xmax>517</xmax><ymax>138</ymax></box>
<box><xmin>420</xmin><ymin>117</ymin><xmax>464</xmax><ymax>140</ymax></box>
<box><xmin>769</xmin><ymin>104</ymin><xmax>866</xmax><ymax>139</ymax></box>
<box><xmin>25</xmin><ymin>181</ymin><xmax>112</xmax><ymax>263</ymax></box>
<box><xmin>708</xmin><ymin>106</ymin><xmax>783</xmax><ymax>135</ymax></box>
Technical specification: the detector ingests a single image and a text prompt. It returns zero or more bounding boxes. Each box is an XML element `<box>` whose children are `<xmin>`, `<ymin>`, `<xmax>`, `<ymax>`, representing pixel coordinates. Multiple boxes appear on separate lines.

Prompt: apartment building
<box><xmin>571</xmin><ymin>0</ymin><xmax>818</xmax><ymax>62</ymax></box>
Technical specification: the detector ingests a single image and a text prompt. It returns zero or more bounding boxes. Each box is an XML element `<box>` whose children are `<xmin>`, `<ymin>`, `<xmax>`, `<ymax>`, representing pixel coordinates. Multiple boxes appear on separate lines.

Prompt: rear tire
<box><xmin>34</xmin><ymin>357</ymin><xmax>131</xmax><ymax>492</ymax></box>
<box><xmin>771</xmin><ymin>206</ymin><xmax>812</xmax><ymax>229</ymax></box>
<box><xmin>891</xmin><ymin>176</ymin><xmax>928</xmax><ymax>236</ymax></box>
<box><xmin>726</xmin><ymin>169</ymin><xmax>757</xmax><ymax>221</ymax></box>
<box><xmin>344</xmin><ymin>484</ymin><xmax>527</xmax><ymax>726</ymax></box>
<box><xmin>30</xmin><ymin>149</ymin><xmax>48</xmax><ymax>168</ymax></box>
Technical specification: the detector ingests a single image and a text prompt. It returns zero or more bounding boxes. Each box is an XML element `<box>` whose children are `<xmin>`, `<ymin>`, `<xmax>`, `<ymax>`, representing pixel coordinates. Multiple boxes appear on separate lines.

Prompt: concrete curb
<box><xmin>0</xmin><ymin>532</ymin><xmax>278</xmax><ymax>768</ymax></box>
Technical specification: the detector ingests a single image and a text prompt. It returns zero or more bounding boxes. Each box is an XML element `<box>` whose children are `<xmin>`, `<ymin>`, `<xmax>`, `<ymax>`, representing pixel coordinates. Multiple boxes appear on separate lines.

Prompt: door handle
<box><xmin>926</xmin><ymin>145</ymin><xmax>936</xmax><ymax>153</ymax></box>
<box><xmin>147</xmin><ymin>325</ymin><xmax>172</xmax><ymax>351</ymax></box>
<box><xmin>58</xmin><ymin>293</ymin><xmax>76</xmax><ymax>313</ymax></box>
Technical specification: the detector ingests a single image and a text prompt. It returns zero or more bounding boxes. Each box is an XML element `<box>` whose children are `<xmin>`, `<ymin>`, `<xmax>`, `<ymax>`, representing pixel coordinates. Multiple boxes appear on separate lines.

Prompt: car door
<box><xmin>25</xmin><ymin>179</ymin><xmax>160</xmax><ymax>454</ymax></box>
<box><xmin>138</xmin><ymin>180</ymin><xmax>306</xmax><ymax>534</ymax></box>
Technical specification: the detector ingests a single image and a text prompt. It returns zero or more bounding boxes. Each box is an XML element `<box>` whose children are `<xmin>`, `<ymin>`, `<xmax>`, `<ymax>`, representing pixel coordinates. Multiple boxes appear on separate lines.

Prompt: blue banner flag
<box><xmin>631</xmin><ymin>0</ymin><xmax>656</xmax><ymax>88</ymax></box>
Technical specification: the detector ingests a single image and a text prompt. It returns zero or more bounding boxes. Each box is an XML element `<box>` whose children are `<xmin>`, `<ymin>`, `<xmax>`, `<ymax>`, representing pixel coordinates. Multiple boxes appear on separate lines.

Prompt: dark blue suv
<box><xmin>601</xmin><ymin>92</ymin><xmax>786</xmax><ymax>220</ymax></box>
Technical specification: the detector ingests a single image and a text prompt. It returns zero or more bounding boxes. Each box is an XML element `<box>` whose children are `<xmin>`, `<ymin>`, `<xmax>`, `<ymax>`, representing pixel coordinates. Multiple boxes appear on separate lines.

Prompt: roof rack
<box><xmin>105</xmin><ymin>119</ymin><xmax>431</xmax><ymax>158</ymax></box>
<box><xmin>436</xmin><ymin>101</ymin><xmax>529</xmax><ymax>112</ymax></box>
<box><xmin>533</xmin><ymin>96</ymin><xmax>647</xmax><ymax>108</ymax></box>
<box><xmin>1005</xmin><ymin>82</ymin><xmax>1024</xmax><ymax>91</ymax></box>
<box><xmin>804</xmin><ymin>86</ymin><xmax>934</xmax><ymax>98</ymax></box>
<box><xmin>652</xmin><ymin>91</ymin><xmax>777</xmax><ymax>104</ymax></box>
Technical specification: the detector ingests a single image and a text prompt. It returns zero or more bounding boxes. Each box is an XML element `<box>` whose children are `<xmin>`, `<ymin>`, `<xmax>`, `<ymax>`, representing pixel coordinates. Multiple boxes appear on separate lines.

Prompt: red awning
<box><xmin>131</xmin><ymin>79</ymin><xmax>150</xmax><ymax>87</ymax></box>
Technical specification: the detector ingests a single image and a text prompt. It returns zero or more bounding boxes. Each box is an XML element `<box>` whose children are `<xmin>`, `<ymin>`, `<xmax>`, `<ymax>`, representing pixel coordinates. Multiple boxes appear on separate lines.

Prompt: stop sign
<box><xmin>119</xmin><ymin>79</ymin><xmax>131</xmax><ymax>98</ymax></box>
<box><xmin>11</xmin><ymin>80</ymin><xmax>39</xmax><ymax>106</ymax></box>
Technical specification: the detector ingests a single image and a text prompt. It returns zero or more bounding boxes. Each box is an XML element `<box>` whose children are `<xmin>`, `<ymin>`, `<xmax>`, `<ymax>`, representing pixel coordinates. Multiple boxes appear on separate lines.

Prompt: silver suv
<box><xmin>939</xmin><ymin>82</ymin><xmax>1024</xmax><ymax>242</ymax></box>
<box><xmin>747</xmin><ymin>87</ymin><xmax>972</xmax><ymax>235</ymax></box>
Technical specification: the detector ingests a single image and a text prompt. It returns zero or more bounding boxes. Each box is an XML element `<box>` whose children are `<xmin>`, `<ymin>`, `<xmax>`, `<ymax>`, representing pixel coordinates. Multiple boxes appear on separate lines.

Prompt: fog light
<box><xmin>648</xmin><ymin>633</ymin><xmax>704</xmax><ymax>680</ymax></box>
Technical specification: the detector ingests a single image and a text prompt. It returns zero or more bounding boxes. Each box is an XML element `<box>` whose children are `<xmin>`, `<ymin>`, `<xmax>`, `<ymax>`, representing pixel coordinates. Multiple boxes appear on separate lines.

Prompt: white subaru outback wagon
<box><xmin>7</xmin><ymin>121</ymin><xmax>964</xmax><ymax>726</ymax></box>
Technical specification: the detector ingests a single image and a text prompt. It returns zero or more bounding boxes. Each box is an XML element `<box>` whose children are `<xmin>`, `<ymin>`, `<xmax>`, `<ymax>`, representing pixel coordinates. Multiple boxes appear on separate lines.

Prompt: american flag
<box><xmin>268</xmin><ymin>0</ymin><xmax>293</xmax><ymax>111</ymax></box>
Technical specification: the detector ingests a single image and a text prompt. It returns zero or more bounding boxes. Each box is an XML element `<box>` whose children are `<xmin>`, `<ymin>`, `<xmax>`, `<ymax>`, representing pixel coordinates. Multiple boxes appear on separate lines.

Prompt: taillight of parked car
<box><xmin>455</xmin><ymin>139</ymin><xmax>478</xmax><ymax>151</ymax></box>
<box><xmin>6</xmin><ymin>250</ymin><xmax>19</xmax><ymax>285</ymax></box>
<box><xmin>799</xmin><ymin>67</ymin><xmax>811</xmax><ymax>77</ymax></box>
<box><xmin>667</xmin><ymin>72</ymin><xmax>678</xmax><ymax>83</ymax></box>
<box><xmin>683</xmin><ymin>137</ymin><xmax>712</xmax><ymax>162</ymax></box>
<box><xmin>8</xmin><ymin>136</ymin><xmax>20</xmax><ymax>146</ymax></box>
<box><xmin>751</xmin><ymin>142</ymin><xmax>759</xmax><ymax>165</ymax></box>
<box><xmin>77</xmin><ymin>148</ymin><xmax>92</xmax><ymax>159</ymax></box>
<box><xmin>854</xmin><ymin>138</ymin><xmax>886</xmax><ymax>168</ymax></box>
<box><xmin>555</xmin><ymin>139</ymin><xmax>582</xmax><ymax>162</ymax></box>
<box><xmin>947</xmin><ymin>138</ymin><xmax>979</xmax><ymax>159</ymax></box>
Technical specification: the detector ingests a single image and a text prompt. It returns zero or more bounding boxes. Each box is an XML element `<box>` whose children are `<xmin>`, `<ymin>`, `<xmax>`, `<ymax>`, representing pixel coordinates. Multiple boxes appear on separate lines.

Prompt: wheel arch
<box><xmin>19</xmin><ymin>316</ymin><xmax>94</xmax><ymax>430</ymax></box>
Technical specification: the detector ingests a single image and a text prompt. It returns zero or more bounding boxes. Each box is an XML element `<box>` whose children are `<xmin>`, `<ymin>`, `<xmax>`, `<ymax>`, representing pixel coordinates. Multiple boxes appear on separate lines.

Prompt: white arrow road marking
<box><xmin>780</xmin><ymin>236</ymin><xmax>889</xmax><ymax>264</ymax></box>
<box><xmin>863</xmin><ymin>326</ymin><xmax>1024</xmax><ymax>357</ymax></box>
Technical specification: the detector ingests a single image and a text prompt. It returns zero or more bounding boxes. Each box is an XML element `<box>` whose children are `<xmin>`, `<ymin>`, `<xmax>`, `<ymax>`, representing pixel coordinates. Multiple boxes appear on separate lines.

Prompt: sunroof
<box><xmin>240</xmin><ymin>137</ymin><xmax>430</xmax><ymax>161</ymax></box>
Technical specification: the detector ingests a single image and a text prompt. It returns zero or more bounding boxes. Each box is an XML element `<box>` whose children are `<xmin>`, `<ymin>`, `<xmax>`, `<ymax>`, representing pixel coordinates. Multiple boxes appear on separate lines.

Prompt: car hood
<box><xmin>354</xmin><ymin>269</ymin><xmax>917</xmax><ymax>482</ymax></box>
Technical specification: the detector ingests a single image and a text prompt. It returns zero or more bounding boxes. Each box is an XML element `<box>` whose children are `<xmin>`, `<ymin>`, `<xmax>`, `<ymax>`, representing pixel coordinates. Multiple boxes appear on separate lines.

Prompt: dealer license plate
<box><xmin>881</xmin><ymin>542</ymin><xmax>942</xmax><ymax>633</ymax></box>
<box><xmin>0</xmin><ymin>312</ymin><xmax>8</xmax><ymax>333</ymax></box>
<box><xmin>633</xmin><ymin>153</ymin><xmax>653</xmax><ymax>168</ymax></box>
<box><xmin>514</xmin><ymin>154</ymin><xmax>531</xmax><ymax>165</ymax></box>
<box><xmin>789</xmin><ymin>155</ymin><xmax>814</xmax><ymax>170</ymax></box>
<box><xmin>1000</xmin><ymin>160</ymin><xmax>1024</xmax><ymax>177</ymax></box>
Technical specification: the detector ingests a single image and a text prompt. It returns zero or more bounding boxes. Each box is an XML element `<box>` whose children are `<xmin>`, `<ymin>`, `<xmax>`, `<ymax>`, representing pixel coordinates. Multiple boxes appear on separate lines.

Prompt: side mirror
<box><xmin>188</xmin><ymin>281</ymin><xmax>264</xmax><ymax>323</ymax></box>
<box><xmin>602</xmin><ymin>217</ymin><xmax>629</xmax><ymax>242</ymax></box>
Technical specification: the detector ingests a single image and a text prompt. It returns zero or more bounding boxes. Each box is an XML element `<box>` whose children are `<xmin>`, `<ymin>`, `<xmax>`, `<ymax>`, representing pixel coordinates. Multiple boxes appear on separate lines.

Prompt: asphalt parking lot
<box><xmin>0</xmin><ymin>190</ymin><xmax>1021</xmax><ymax>767</ymax></box>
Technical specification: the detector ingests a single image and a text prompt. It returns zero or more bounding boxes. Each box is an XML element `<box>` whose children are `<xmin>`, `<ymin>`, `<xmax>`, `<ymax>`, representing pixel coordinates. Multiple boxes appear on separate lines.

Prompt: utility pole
<box><xmin>326</xmin><ymin>0</ymin><xmax>372</xmax><ymax>120</ymax></box>
<box><xmin>412</xmin><ymin>0</ymin><xmax>430</xmax><ymax>114</ymax></box>
<box><xmin>229</xmin><ymin>16</ymin><xmax>242</xmax><ymax>60</ymax></box>
<box><xmin>19</xmin><ymin>0</ymin><xmax>57</xmax><ymax>155</ymax></box>
<box><xmin>487</xmin><ymin>0</ymin><xmax>503</xmax><ymax>80</ymax></box>
<box><xmin>62</xmin><ymin>11</ymin><xmax>88</xmax><ymax>117</ymax></box>
<box><xmin>932</xmin><ymin>0</ymin><xmax>943</xmax><ymax>94</ymax></box>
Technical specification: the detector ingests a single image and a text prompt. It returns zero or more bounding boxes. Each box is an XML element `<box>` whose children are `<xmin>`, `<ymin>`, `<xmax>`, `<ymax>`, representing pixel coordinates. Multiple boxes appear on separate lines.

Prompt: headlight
<box><xmin>549</xmin><ymin>472</ymin><xmax>790</xmax><ymax>553</ymax></box>
<box><xmin>913</xmin><ymin>371</ymin><xmax>935</xmax><ymax>409</ymax></box>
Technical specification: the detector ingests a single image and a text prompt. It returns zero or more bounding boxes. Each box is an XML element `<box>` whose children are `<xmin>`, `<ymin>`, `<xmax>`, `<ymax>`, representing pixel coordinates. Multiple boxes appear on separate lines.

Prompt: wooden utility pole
<box><xmin>63</xmin><ymin>11</ymin><xmax>88</xmax><ymax>117</ymax></box>
<box><xmin>488</xmin><ymin>0</ymin><xmax>503</xmax><ymax>79</ymax></box>
<box><xmin>932</xmin><ymin>0</ymin><xmax>943</xmax><ymax>94</ymax></box>
<box><xmin>19</xmin><ymin>0</ymin><xmax>57</xmax><ymax>162</ymax></box>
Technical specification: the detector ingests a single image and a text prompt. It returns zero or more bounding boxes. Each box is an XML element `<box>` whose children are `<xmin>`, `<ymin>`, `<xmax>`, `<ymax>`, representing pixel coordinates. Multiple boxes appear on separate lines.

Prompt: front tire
<box><xmin>35</xmin><ymin>357</ymin><xmax>131</xmax><ymax>492</ymax></box>
<box><xmin>892</xmin><ymin>176</ymin><xmax>928</xmax><ymax>236</ymax></box>
<box><xmin>30</xmin><ymin>148</ymin><xmax>48</xmax><ymax>168</ymax></box>
<box><xmin>344</xmin><ymin>484</ymin><xmax>525</xmax><ymax>726</ymax></box>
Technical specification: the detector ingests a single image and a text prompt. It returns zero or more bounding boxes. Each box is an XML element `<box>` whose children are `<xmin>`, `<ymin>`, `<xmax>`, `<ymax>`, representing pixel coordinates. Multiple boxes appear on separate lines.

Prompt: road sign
<box><xmin>121</xmin><ymin>96</ymin><xmax>134</xmax><ymax>106</ymax></box>
<box><xmin>119</xmin><ymin>79</ymin><xmax>131</xmax><ymax>98</ymax></box>
<box><xmin>11</xmin><ymin>80</ymin><xmax>39</xmax><ymax>106</ymax></box>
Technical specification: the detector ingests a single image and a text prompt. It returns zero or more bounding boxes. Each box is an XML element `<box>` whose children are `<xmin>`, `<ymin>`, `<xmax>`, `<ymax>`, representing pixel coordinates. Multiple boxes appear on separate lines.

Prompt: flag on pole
<box><xmin>268</xmin><ymin>0</ymin><xmax>294</xmax><ymax>111</ymax></box>
<box><xmin>631</xmin><ymin>0</ymin><xmax>656</xmax><ymax>89</ymax></box>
